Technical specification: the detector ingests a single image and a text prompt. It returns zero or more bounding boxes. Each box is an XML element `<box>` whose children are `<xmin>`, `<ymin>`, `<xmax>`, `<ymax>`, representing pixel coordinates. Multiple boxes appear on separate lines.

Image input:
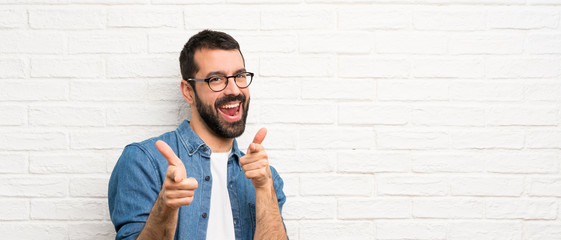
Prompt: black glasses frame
<box><xmin>186</xmin><ymin>72</ymin><xmax>254</xmax><ymax>92</ymax></box>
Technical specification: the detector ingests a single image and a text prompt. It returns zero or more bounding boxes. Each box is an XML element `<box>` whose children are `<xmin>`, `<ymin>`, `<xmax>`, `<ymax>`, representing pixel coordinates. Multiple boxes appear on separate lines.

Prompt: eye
<box><xmin>208</xmin><ymin>76</ymin><xmax>223</xmax><ymax>83</ymax></box>
<box><xmin>236</xmin><ymin>73</ymin><xmax>247</xmax><ymax>79</ymax></box>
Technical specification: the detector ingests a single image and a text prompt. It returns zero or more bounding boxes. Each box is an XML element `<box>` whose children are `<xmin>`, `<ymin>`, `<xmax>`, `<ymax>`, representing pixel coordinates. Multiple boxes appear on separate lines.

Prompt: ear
<box><xmin>181</xmin><ymin>80</ymin><xmax>195</xmax><ymax>105</ymax></box>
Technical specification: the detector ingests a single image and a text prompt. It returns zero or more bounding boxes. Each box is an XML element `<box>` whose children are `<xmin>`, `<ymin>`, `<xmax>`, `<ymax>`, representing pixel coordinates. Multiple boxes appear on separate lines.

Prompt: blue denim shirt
<box><xmin>108</xmin><ymin>120</ymin><xmax>286</xmax><ymax>240</ymax></box>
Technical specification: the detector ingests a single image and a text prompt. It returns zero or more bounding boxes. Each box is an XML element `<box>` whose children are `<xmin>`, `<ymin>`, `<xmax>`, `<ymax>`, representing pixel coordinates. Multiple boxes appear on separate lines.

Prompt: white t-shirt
<box><xmin>206</xmin><ymin>151</ymin><xmax>236</xmax><ymax>240</ymax></box>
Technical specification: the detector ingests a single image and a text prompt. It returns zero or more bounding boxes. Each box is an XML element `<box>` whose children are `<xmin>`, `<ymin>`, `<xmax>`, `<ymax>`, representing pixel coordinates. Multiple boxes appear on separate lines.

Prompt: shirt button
<box><xmin>202</xmin><ymin>212</ymin><xmax>207</xmax><ymax>218</ymax></box>
<box><xmin>202</xmin><ymin>146</ymin><xmax>208</xmax><ymax>152</ymax></box>
<box><xmin>205</xmin><ymin>176</ymin><xmax>210</xmax><ymax>181</ymax></box>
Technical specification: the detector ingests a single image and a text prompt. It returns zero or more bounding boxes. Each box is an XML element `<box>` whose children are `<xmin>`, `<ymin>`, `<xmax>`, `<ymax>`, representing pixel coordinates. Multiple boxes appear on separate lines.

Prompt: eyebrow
<box><xmin>205</xmin><ymin>68</ymin><xmax>247</xmax><ymax>78</ymax></box>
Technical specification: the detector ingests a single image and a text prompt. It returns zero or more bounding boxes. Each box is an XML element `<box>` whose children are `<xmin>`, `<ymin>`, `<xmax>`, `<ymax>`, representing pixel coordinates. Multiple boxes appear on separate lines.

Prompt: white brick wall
<box><xmin>1</xmin><ymin>1</ymin><xmax>560</xmax><ymax>239</ymax></box>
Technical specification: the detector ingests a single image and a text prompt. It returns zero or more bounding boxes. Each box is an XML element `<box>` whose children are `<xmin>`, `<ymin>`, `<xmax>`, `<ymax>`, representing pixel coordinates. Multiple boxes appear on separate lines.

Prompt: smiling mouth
<box><xmin>218</xmin><ymin>101</ymin><xmax>241</xmax><ymax>119</ymax></box>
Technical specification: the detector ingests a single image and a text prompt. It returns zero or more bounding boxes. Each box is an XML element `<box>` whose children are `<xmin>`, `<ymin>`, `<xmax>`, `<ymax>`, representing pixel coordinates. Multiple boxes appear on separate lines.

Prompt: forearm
<box><xmin>137</xmin><ymin>191</ymin><xmax>179</xmax><ymax>240</ymax></box>
<box><xmin>254</xmin><ymin>182</ymin><xmax>287</xmax><ymax>240</ymax></box>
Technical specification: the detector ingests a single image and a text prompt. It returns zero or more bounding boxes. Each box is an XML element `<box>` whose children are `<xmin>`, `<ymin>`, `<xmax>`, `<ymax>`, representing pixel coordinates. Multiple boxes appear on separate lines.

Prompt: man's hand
<box><xmin>156</xmin><ymin>140</ymin><xmax>198</xmax><ymax>208</ymax></box>
<box><xmin>240</xmin><ymin>128</ymin><xmax>272</xmax><ymax>189</ymax></box>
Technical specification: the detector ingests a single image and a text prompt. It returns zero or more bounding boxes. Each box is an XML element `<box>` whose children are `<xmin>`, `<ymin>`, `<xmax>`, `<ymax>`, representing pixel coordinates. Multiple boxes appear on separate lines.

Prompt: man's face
<box><xmin>191</xmin><ymin>48</ymin><xmax>250</xmax><ymax>138</ymax></box>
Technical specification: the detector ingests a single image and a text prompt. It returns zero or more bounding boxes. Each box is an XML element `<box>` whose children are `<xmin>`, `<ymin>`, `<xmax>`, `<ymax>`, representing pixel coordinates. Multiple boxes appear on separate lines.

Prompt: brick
<box><xmin>71</xmin><ymin>79</ymin><xmax>147</xmax><ymax>101</ymax></box>
<box><xmin>450</xmin><ymin>80</ymin><xmax>524</xmax><ymax>101</ymax></box>
<box><xmin>29</xmin><ymin>105</ymin><xmax>105</xmax><ymax>126</ymax></box>
<box><xmin>300</xmin><ymin>128</ymin><xmax>372</xmax><ymax>149</ymax></box>
<box><xmin>0</xmin><ymin>9</ymin><xmax>26</xmax><ymax>28</ymax></box>
<box><xmin>449</xmin><ymin>221</ymin><xmax>521</xmax><ymax>240</ymax></box>
<box><xmin>284</xmin><ymin>221</ymin><xmax>298</xmax><ymax>240</ymax></box>
<box><xmin>451</xmin><ymin>176</ymin><xmax>523</xmax><ymax>196</ymax></box>
<box><xmin>0</xmin><ymin>199</ymin><xmax>29</xmax><ymax>220</ymax></box>
<box><xmin>451</xmin><ymin>130</ymin><xmax>524</xmax><ymax>149</ymax></box>
<box><xmin>529</xmin><ymin>177</ymin><xmax>561</xmax><ymax>197</ymax></box>
<box><xmin>300</xmin><ymin>32</ymin><xmax>371</xmax><ymax>53</ymax></box>
<box><xmin>68</xmin><ymin>222</ymin><xmax>115</xmax><ymax>240</ymax></box>
<box><xmin>300</xmin><ymin>174</ymin><xmax>372</xmax><ymax>196</ymax></box>
<box><xmin>486</xmin><ymin>199</ymin><xmax>557</xmax><ymax>220</ymax></box>
<box><xmin>377</xmin><ymin>221</ymin><xmax>446</xmax><ymax>240</ymax></box>
<box><xmin>0</xmin><ymin>223</ymin><xmax>66</xmax><ymax>240</ymax></box>
<box><xmin>70</xmin><ymin>176</ymin><xmax>109</xmax><ymax>197</ymax></box>
<box><xmin>300</xmin><ymin>221</ymin><xmax>374</xmax><ymax>240</ymax></box>
<box><xmin>412</xmin><ymin>58</ymin><xmax>484</xmax><ymax>78</ymax></box>
<box><xmin>280</xmin><ymin>174</ymin><xmax>299</xmax><ymax>197</ymax></box>
<box><xmin>148</xmin><ymin>32</ymin><xmax>194</xmax><ymax>53</ymax></box>
<box><xmin>107</xmin><ymin>103</ymin><xmax>181</xmax><ymax>126</ymax></box>
<box><xmin>69</xmin><ymin>32</ymin><xmax>147</xmax><ymax>54</ymax></box>
<box><xmin>108</xmin><ymin>7</ymin><xmax>182</xmax><ymax>28</ymax></box>
<box><xmin>0</xmin><ymin>31</ymin><xmax>64</xmax><ymax>54</ymax></box>
<box><xmin>0</xmin><ymin>105</ymin><xmax>26</xmax><ymax>126</ymax></box>
<box><xmin>411</xmin><ymin>152</ymin><xmax>486</xmax><ymax>173</ymax></box>
<box><xmin>30</xmin><ymin>152</ymin><xmax>107</xmax><ymax>174</ymax></box>
<box><xmin>31</xmin><ymin>58</ymin><xmax>103</xmax><ymax>78</ymax></box>
<box><xmin>185</xmin><ymin>6</ymin><xmax>259</xmax><ymax>30</ymax></box>
<box><xmin>338</xmin><ymin>151</ymin><xmax>410</xmax><ymax>173</ymax></box>
<box><xmin>525</xmin><ymin>223</ymin><xmax>561</xmax><ymax>240</ymax></box>
<box><xmin>486</xmin><ymin>58</ymin><xmax>560</xmax><ymax>78</ymax></box>
<box><xmin>339</xmin><ymin>7</ymin><xmax>410</xmax><ymax>30</ymax></box>
<box><xmin>378</xmin><ymin>79</ymin><xmax>449</xmax><ymax>101</ymax></box>
<box><xmin>376</xmin><ymin>32</ymin><xmax>447</xmax><ymax>54</ymax></box>
<box><xmin>268</xmin><ymin>150</ymin><xmax>336</xmax><ymax>173</ymax></box>
<box><xmin>0</xmin><ymin>80</ymin><xmax>67</xmax><ymax>101</ymax></box>
<box><xmin>0</xmin><ymin>131</ymin><xmax>67</xmax><ymax>151</ymax></box>
<box><xmin>527</xmin><ymin>34</ymin><xmax>561</xmax><ymax>53</ymax></box>
<box><xmin>449</xmin><ymin>33</ymin><xmax>524</xmax><ymax>54</ymax></box>
<box><xmin>283</xmin><ymin>197</ymin><xmax>336</xmax><ymax>220</ymax></box>
<box><xmin>229</xmin><ymin>0</ymin><xmax>298</xmax><ymax>2</ymax></box>
<box><xmin>338</xmin><ymin>198</ymin><xmax>410</xmax><ymax>219</ymax></box>
<box><xmin>0</xmin><ymin>153</ymin><xmax>27</xmax><ymax>173</ymax></box>
<box><xmin>528</xmin><ymin>0</ymin><xmax>561</xmax><ymax>4</ymax></box>
<box><xmin>376</xmin><ymin>130</ymin><xmax>449</xmax><ymax>150</ymax></box>
<box><xmin>526</xmin><ymin>130</ymin><xmax>561</xmax><ymax>149</ymax></box>
<box><xmin>0</xmin><ymin>0</ymin><xmax>67</xmax><ymax>3</ymax></box>
<box><xmin>147</xmin><ymin>79</ymin><xmax>183</xmax><ymax>101</ymax></box>
<box><xmin>261</xmin><ymin>103</ymin><xmax>335</xmax><ymax>124</ymax></box>
<box><xmin>0</xmin><ymin>58</ymin><xmax>25</xmax><ymax>78</ymax></box>
<box><xmin>234</xmin><ymin>33</ymin><xmax>297</xmax><ymax>53</ymax></box>
<box><xmin>0</xmin><ymin>176</ymin><xmax>67</xmax><ymax>197</ymax></box>
<box><xmin>377</xmin><ymin>175</ymin><xmax>448</xmax><ymax>196</ymax></box>
<box><xmin>413</xmin><ymin>198</ymin><xmax>484</xmax><ymax>219</ymax></box>
<box><xmin>261</xmin><ymin>55</ymin><xmax>335</xmax><ymax>77</ymax></box>
<box><xmin>107</xmin><ymin>57</ymin><xmax>179</xmax><ymax>78</ymax></box>
<box><xmin>488</xmin><ymin>9</ymin><xmax>558</xmax><ymax>29</ymax></box>
<box><xmin>262</xmin><ymin>8</ymin><xmax>334</xmax><ymax>30</ymax></box>
<box><xmin>302</xmin><ymin>78</ymin><xmax>375</xmax><ymax>100</ymax></box>
<box><xmin>414</xmin><ymin>10</ymin><xmax>485</xmax><ymax>30</ymax></box>
<box><xmin>488</xmin><ymin>105</ymin><xmax>558</xmax><ymax>126</ymax></box>
<box><xmin>251</xmin><ymin>78</ymin><xmax>300</xmax><ymax>100</ymax></box>
<box><xmin>31</xmin><ymin>199</ymin><xmax>108</xmax><ymax>220</ymax></box>
<box><xmin>339</xmin><ymin>103</ymin><xmax>409</xmax><ymax>125</ymax></box>
<box><xmin>525</xmin><ymin>80</ymin><xmax>561</xmax><ymax>101</ymax></box>
<box><xmin>411</xmin><ymin>105</ymin><xmax>486</xmax><ymax>126</ymax></box>
<box><xmin>70</xmin><ymin>127</ymin><xmax>166</xmax><ymax>149</ymax></box>
<box><xmin>29</xmin><ymin>8</ymin><xmax>105</xmax><ymax>29</ymax></box>
<box><xmin>71</xmin><ymin>0</ymin><xmax>146</xmax><ymax>3</ymax></box>
<box><xmin>339</xmin><ymin>57</ymin><xmax>409</xmax><ymax>78</ymax></box>
<box><xmin>486</xmin><ymin>152</ymin><xmax>559</xmax><ymax>173</ymax></box>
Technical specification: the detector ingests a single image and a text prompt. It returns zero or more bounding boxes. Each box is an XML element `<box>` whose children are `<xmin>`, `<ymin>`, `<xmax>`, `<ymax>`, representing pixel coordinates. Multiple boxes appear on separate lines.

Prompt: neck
<box><xmin>189</xmin><ymin>116</ymin><xmax>234</xmax><ymax>153</ymax></box>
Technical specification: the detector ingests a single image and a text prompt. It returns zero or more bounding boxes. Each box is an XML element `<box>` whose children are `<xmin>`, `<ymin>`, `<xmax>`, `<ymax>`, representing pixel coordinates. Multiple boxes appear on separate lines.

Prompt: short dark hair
<box><xmin>179</xmin><ymin>30</ymin><xmax>243</xmax><ymax>84</ymax></box>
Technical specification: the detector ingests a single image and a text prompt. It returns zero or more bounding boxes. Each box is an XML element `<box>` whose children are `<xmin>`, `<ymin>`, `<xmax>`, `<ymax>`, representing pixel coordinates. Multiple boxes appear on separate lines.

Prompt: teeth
<box><xmin>220</xmin><ymin>103</ymin><xmax>240</xmax><ymax>109</ymax></box>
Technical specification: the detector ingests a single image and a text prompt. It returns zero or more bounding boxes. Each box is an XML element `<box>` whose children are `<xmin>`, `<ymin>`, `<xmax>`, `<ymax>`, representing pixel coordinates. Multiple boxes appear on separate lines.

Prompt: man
<box><xmin>108</xmin><ymin>30</ymin><xmax>287</xmax><ymax>240</ymax></box>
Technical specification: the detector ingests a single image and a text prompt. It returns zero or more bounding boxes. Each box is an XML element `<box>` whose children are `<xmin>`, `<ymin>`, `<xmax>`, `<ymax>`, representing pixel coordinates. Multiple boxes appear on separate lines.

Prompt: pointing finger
<box><xmin>156</xmin><ymin>140</ymin><xmax>186</xmax><ymax>182</ymax></box>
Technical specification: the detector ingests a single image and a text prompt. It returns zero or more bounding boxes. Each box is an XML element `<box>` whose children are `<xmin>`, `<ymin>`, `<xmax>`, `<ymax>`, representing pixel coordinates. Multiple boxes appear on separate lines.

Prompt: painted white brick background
<box><xmin>1</xmin><ymin>1</ymin><xmax>561</xmax><ymax>239</ymax></box>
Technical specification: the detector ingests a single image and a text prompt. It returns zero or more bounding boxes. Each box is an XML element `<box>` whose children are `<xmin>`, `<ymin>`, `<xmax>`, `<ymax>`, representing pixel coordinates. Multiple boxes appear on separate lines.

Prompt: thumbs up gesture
<box><xmin>156</xmin><ymin>140</ymin><xmax>198</xmax><ymax>208</ymax></box>
<box><xmin>240</xmin><ymin>128</ymin><xmax>272</xmax><ymax>189</ymax></box>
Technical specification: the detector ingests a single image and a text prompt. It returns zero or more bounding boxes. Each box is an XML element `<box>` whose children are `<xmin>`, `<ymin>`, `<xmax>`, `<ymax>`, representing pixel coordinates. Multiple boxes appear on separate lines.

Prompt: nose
<box><xmin>222</xmin><ymin>77</ymin><xmax>242</xmax><ymax>95</ymax></box>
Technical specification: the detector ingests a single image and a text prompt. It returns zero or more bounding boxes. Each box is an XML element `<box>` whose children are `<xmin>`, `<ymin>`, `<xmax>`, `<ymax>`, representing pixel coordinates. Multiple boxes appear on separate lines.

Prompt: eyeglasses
<box><xmin>186</xmin><ymin>72</ymin><xmax>254</xmax><ymax>92</ymax></box>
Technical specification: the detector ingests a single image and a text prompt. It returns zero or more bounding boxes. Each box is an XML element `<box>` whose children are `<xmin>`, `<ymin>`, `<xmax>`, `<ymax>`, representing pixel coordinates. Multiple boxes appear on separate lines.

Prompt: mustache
<box><xmin>215</xmin><ymin>94</ymin><xmax>246</xmax><ymax>107</ymax></box>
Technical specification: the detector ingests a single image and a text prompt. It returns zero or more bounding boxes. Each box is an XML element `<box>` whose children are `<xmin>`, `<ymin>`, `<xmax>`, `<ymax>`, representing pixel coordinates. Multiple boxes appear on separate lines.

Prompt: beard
<box><xmin>194</xmin><ymin>91</ymin><xmax>250</xmax><ymax>139</ymax></box>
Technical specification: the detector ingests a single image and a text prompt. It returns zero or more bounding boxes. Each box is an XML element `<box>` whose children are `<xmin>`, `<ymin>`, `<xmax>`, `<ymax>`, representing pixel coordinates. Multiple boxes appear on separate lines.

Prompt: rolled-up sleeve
<box><xmin>108</xmin><ymin>144</ymin><xmax>162</xmax><ymax>240</ymax></box>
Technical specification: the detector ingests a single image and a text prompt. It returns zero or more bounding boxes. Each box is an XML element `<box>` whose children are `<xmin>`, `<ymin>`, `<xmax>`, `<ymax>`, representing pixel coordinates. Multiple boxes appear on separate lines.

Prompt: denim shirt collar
<box><xmin>175</xmin><ymin>120</ymin><xmax>243</xmax><ymax>161</ymax></box>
